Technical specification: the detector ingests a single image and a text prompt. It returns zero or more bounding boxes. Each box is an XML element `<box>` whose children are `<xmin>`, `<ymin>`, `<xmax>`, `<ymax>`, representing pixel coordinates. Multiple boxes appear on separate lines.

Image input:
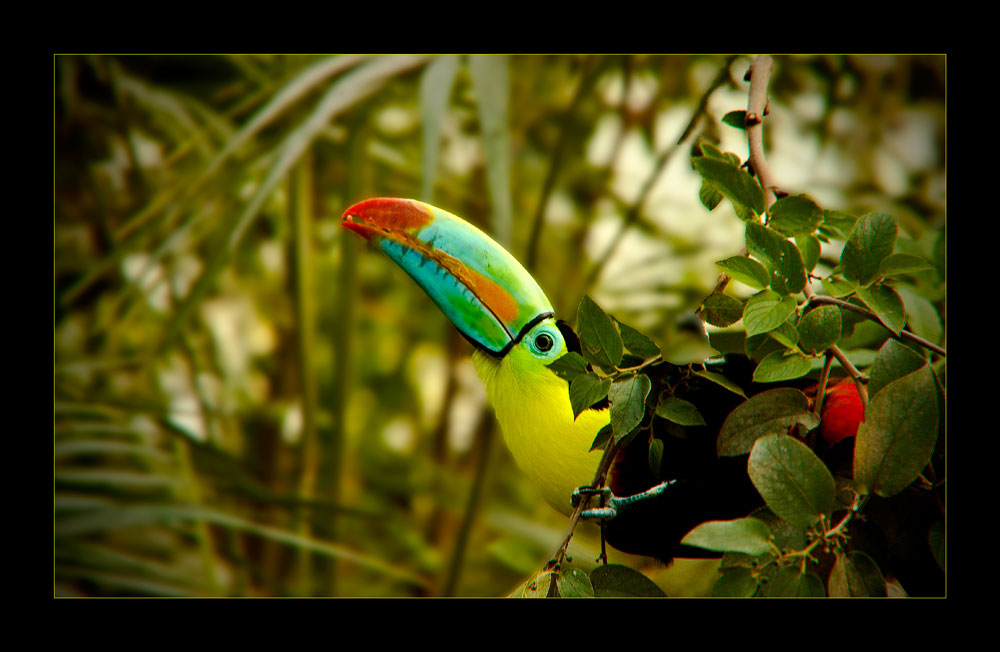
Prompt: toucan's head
<box><xmin>342</xmin><ymin>198</ymin><xmax>569</xmax><ymax>364</ymax></box>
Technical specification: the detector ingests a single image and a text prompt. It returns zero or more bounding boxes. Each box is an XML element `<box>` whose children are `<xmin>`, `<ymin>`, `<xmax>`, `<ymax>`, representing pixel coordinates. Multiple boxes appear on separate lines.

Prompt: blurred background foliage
<box><xmin>54</xmin><ymin>54</ymin><xmax>945</xmax><ymax>597</ymax></box>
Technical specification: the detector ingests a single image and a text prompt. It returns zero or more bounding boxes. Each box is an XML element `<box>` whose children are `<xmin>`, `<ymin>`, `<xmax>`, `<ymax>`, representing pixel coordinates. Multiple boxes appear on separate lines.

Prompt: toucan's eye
<box><xmin>534</xmin><ymin>332</ymin><xmax>554</xmax><ymax>352</ymax></box>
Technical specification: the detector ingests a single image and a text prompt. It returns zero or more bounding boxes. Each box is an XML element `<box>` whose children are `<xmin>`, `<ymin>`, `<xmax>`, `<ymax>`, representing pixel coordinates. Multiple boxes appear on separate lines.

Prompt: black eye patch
<box><xmin>556</xmin><ymin>319</ymin><xmax>581</xmax><ymax>355</ymax></box>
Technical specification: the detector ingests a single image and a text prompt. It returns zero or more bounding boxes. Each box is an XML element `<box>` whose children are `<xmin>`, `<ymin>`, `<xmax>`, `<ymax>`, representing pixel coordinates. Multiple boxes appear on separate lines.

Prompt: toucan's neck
<box><xmin>472</xmin><ymin>348</ymin><xmax>606</xmax><ymax>515</ymax></box>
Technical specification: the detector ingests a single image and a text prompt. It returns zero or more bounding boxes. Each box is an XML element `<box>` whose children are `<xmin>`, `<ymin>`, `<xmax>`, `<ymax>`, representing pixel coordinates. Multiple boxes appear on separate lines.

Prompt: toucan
<box><xmin>341</xmin><ymin>198</ymin><xmax>868</xmax><ymax>564</ymax></box>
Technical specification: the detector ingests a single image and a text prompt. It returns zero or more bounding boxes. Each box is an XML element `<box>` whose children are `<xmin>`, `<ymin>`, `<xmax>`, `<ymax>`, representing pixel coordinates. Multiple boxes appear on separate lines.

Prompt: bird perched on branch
<box><xmin>341</xmin><ymin>198</ymin><xmax>872</xmax><ymax>565</ymax></box>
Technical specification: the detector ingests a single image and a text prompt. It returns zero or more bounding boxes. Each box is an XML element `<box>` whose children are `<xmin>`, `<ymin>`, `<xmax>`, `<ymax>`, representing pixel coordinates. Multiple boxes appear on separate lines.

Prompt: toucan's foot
<box><xmin>571</xmin><ymin>485</ymin><xmax>612</xmax><ymax>508</ymax></box>
<box><xmin>575</xmin><ymin>480</ymin><xmax>678</xmax><ymax>522</ymax></box>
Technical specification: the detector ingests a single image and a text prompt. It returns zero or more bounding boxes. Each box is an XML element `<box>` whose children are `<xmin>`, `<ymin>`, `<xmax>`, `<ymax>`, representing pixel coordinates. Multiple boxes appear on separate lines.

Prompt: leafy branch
<box><xmin>531</xmin><ymin>55</ymin><xmax>945</xmax><ymax>598</ymax></box>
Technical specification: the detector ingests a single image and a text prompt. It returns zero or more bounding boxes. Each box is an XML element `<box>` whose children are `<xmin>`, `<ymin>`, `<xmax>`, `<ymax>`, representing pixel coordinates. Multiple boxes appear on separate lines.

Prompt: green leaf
<box><xmin>795</xmin><ymin>235</ymin><xmax>821</xmax><ymax>272</ymax></box>
<box><xmin>555</xmin><ymin>565</ymin><xmax>595</xmax><ymax>597</ymax></box>
<box><xmin>717</xmin><ymin>388</ymin><xmax>820</xmax><ymax>456</ymax></box>
<box><xmin>743</xmin><ymin>289</ymin><xmax>797</xmax><ymax>337</ymax></box>
<box><xmin>614</xmin><ymin>319</ymin><xmax>661</xmax><ymax>359</ymax></box>
<box><xmin>609</xmin><ymin>374</ymin><xmax>652</xmax><ymax>438</ymax></box>
<box><xmin>745</xmin><ymin>222</ymin><xmax>807</xmax><ymax>294</ymax></box>
<box><xmin>744</xmin><ymin>332</ymin><xmax>785</xmax><ymax>362</ymax></box>
<box><xmin>748</xmin><ymin>435</ymin><xmax>836</xmax><ymax>528</ymax></box>
<box><xmin>681</xmin><ymin>517</ymin><xmax>773</xmax><ymax>556</ymax></box>
<box><xmin>854</xmin><ymin>364</ymin><xmax>939</xmax><ymax>497</ymax></box>
<box><xmin>897</xmin><ymin>286</ymin><xmax>943</xmax><ymax>344</ymax></box>
<box><xmin>797</xmin><ymin>305</ymin><xmax>842</xmax><ymax>354</ymax></box>
<box><xmin>697</xmin><ymin>143</ymin><xmax>741</xmax><ymax>166</ymax></box>
<box><xmin>590</xmin><ymin>564</ymin><xmax>667</xmax><ymax>597</ymax></box>
<box><xmin>656</xmin><ymin>396</ymin><xmax>706</xmax><ymax>426</ymax></box>
<box><xmin>693</xmin><ymin>369</ymin><xmax>746</xmax><ymax>398</ymax></box>
<box><xmin>692</xmin><ymin>156</ymin><xmax>765</xmax><ymax>217</ymax></box>
<box><xmin>715</xmin><ymin>255</ymin><xmax>770</xmax><ymax>290</ymax></box>
<box><xmin>569</xmin><ymin>373</ymin><xmax>611</xmax><ymax>420</ymax></box>
<box><xmin>648</xmin><ymin>437</ymin><xmax>663</xmax><ymax>476</ymax></box>
<box><xmin>840</xmin><ymin>212</ymin><xmax>897</xmax><ymax>286</ymax></box>
<box><xmin>828</xmin><ymin>551</ymin><xmax>886</xmax><ymax>597</ymax></box>
<box><xmin>765</xmin><ymin>566</ymin><xmax>826</xmax><ymax>597</ymax></box>
<box><xmin>820</xmin><ymin>275</ymin><xmax>857</xmax><ymax>298</ymax></box>
<box><xmin>546</xmin><ymin>351</ymin><xmax>589</xmax><ymax>383</ymax></box>
<box><xmin>508</xmin><ymin>570</ymin><xmax>556</xmax><ymax>598</ymax></box>
<box><xmin>868</xmin><ymin>339</ymin><xmax>926</xmax><ymax>398</ymax></box>
<box><xmin>702</xmin><ymin>292</ymin><xmax>745</xmax><ymax>328</ymax></box>
<box><xmin>697</xmin><ymin>142</ymin><xmax>726</xmax><ymax>159</ymax></box>
<box><xmin>577</xmin><ymin>295</ymin><xmax>623</xmax><ymax>368</ymax></box>
<box><xmin>589</xmin><ymin>423</ymin><xmax>613</xmax><ymax>452</ymax></box>
<box><xmin>767</xmin><ymin>195</ymin><xmax>823</xmax><ymax>237</ymax></box>
<box><xmin>820</xmin><ymin>209</ymin><xmax>858</xmax><ymax>240</ymax></box>
<box><xmin>722</xmin><ymin>110</ymin><xmax>747</xmax><ymax>130</ymax></box>
<box><xmin>752</xmin><ymin>350</ymin><xmax>812</xmax><ymax>383</ymax></box>
<box><xmin>712</xmin><ymin>567</ymin><xmax>759</xmax><ymax>597</ymax></box>
<box><xmin>879</xmin><ymin>253</ymin><xmax>935</xmax><ymax>277</ymax></box>
<box><xmin>767</xmin><ymin>320</ymin><xmax>799</xmax><ymax>349</ymax></box>
<box><xmin>856</xmin><ymin>283</ymin><xmax>906</xmax><ymax>335</ymax></box>
<box><xmin>699</xmin><ymin>179</ymin><xmax>723</xmax><ymax>211</ymax></box>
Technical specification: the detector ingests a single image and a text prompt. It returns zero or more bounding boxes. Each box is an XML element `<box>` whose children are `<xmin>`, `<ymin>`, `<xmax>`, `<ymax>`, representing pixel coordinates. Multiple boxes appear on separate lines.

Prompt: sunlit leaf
<box><xmin>692</xmin><ymin>156</ymin><xmax>765</xmax><ymax>217</ymax></box>
<box><xmin>577</xmin><ymin>295</ymin><xmax>623</xmax><ymax>368</ymax></box>
<box><xmin>743</xmin><ymin>289</ymin><xmax>797</xmax><ymax>337</ymax></box>
<box><xmin>681</xmin><ymin>517</ymin><xmax>773</xmax><ymax>556</ymax></box>
<box><xmin>767</xmin><ymin>195</ymin><xmax>822</xmax><ymax>237</ymax></box>
<box><xmin>753</xmin><ymin>350</ymin><xmax>812</xmax><ymax>383</ymax></box>
<box><xmin>715</xmin><ymin>255</ymin><xmax>771</xmax><ymax>290</ymax></box>
<box><xmin>841</xmin><ymin>212</ymin><xmax>897</xmax><ymax>286</ymax></box>
<box><xmin>569</xmin><ymin>373</ymin><xmax>611</xmax><ymax>420</ymax></box>
<box><xmin>609</xmin><ymin>374</ymin><xmax>651</xmax><ymax>438</ymax></box>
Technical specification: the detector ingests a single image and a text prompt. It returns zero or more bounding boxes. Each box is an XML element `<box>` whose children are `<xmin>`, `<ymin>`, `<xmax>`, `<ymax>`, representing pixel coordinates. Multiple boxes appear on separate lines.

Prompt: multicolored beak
<box><xmin>342</xmin><ymin>198</ymin><xmax>554</xmax><ymax>357</ymax></box>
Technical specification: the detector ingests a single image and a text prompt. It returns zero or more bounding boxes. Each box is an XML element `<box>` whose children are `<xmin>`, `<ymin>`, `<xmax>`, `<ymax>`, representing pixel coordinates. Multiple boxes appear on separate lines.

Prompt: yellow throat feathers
<box><xmin>472</xmin><ymin>347</ymin><xmax>607</xmax><ymax>516</ymax></box>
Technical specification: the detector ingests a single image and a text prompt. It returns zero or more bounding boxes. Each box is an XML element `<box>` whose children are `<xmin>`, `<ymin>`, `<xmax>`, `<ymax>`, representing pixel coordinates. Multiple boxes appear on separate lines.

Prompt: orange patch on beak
<box><xmin>342</xmin><ymin>198</ymin><xmax>434</xmax><ymax>238</ymax></box>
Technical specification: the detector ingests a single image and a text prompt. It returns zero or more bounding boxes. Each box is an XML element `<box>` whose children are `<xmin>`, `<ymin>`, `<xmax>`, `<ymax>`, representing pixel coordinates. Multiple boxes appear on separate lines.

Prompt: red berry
<box><xmin>818</xmin><ymin>380</ymin><xmax>865</xmax><ymax>445</ymax></box>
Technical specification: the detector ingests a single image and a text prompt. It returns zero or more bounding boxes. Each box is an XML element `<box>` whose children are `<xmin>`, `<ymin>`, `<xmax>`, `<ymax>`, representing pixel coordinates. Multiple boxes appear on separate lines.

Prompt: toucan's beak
<box><xmin>342</xmin><ymin>198</ymin><xmax>553</xmax><ymax>356</ymax></box>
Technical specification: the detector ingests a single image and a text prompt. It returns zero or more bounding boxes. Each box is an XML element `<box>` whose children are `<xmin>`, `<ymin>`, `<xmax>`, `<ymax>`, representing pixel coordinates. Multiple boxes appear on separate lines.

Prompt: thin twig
<box><xmin>546</xmin><ymin>437</ymin><xmax>621</xmax><ymax>571</ymax></box>
<box><xmin>829</xmin><ymin>346</ymin><xmax>869</xmax><ymax>409</ymax></box>
<box><xmin>813</xmin><ymin>351</ymin><xmax>835</xmax><ymax>416</ymax></box>
<box><xmin>807</xmin><ymin>295</ymin><xmax>947</xmax><ymax>357</ymax></box>
<box><xmin>699</xmin><ymin>55</ymin><xmax>772</xmax><ymax>312</ymax></box>
<box><xmin>746</xmin><ymin>56</ymin><xmax>777</xmax><ymax>203</ymax></box>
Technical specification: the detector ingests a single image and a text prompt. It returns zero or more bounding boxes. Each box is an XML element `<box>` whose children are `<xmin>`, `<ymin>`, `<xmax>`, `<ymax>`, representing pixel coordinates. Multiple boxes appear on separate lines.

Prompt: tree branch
<box><xmin>698</xmin><ymin>55</ymin><xmax>772</xmax><ymax>314</ymax></box>
<box><xmin>546</xmin><ymin>435</ymin><xmax>621</xmax><ymax>572</ymax></box>
<box><xmin>807</xmin><ymin>294</ymin><xmax>947</xmax><ymax>357</ymax></box>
